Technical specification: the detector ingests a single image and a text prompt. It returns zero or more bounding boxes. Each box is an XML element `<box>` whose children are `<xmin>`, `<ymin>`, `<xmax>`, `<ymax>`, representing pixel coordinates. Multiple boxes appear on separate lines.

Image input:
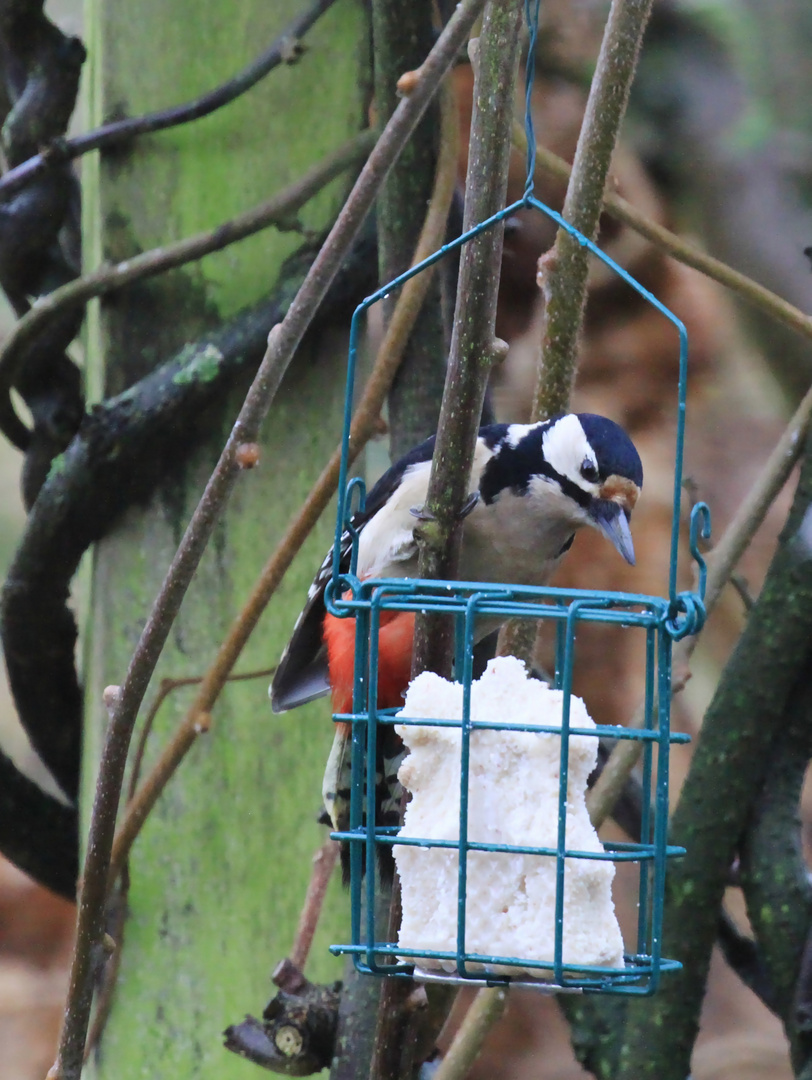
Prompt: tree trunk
<box><xmin>81</xmin><ymin>1</ymin><xmax>368</xmax><ymax>1074</ymax></box>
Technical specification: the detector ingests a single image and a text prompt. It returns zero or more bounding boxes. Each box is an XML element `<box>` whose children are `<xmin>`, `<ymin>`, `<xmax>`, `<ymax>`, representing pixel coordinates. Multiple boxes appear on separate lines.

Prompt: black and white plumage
<box><xmin>271</xmin><ymin>412</ymin><xmax>643</xmax><ymax>714</ymax></box>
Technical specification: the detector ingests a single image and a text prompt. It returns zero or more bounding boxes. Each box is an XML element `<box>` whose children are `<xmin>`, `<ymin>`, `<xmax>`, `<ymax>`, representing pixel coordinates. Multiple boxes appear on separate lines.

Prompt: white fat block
<box><xmin>393</xmin><ymin>655</ymin><xmax>624</xmax><ymax>977</ymax></box>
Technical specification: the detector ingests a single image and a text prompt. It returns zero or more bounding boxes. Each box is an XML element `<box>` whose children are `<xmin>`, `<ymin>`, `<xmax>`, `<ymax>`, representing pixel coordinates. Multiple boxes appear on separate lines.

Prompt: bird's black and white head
<box><xmin>478</xmin><ymin>413</ymin><xmax>643</xmax><ymax>565</ymax></box>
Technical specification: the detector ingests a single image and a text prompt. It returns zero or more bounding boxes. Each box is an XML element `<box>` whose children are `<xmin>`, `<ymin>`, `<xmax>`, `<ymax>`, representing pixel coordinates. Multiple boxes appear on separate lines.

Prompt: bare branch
<box><xmin>501</xmin><ymin>0</ymin><xmax>656</xmax><ymax>665</ymax></box>
<box><xmin>616</xmin><ymin>431</ymin><xmax>812</xmax><ymax>1080</ymax></box>
<box><xmin>83</xmin><ymin>866</ymin><xmax>129</xmax><ymax>1063</ymax></box>
<box><xmin>519</xmin><ymin>129</ymin><xmax>812</xmax><ymax>348</ymax></box>
<box><xmin>0</xmin><ymin>745</ymin><xmax>77</xmax><ymax>899</ymax></box>
<box><xmin>702</xmin><ymin>384</ymin><xmax>812</xmax><ymax>614</ymax></box>
<box><xmin>433</xmin><ymin>987</ymin><xmax>507</xmax><ymax>1080</ymax></box>
<box><xmin>107</xmin><ymin>76</ymin><xmax>459</xmax><ymax>886</ymax></box>
<box><xmin>370</xmin><ymin>4</ymin><xmax>525</xmax><ymax>1078</ymax></box>
<box><xmin>412</xmin><ymin>0</ymin><xmax>523</xmax><ymax>676</ymax></box>
<box><xmin>586</xmin><ymin>379</ymin><xmax>812</xmax><ymax>829</ymax></box>
<box><xmin>729</xmin><ymin>572</ymin><xmax>755</xmax><ymax>612</ymax></box>
<box><xmin>0</xmin><ymin>0</ymin><xmax>339</xmax><ymax>198</ymax></box>
<box><xmin>51</xmin><ymin>4</ymin><xmax>487</xmax><ymax>1073</ymax></box>
<box><xmin>447</xmin><ymin>3</ymin><xmax>665</xmax><ymax>1063</ymax></box>
<box><xmin>0</xmin><ymin>131</ymin><xmax>374</xmax><ymax>446</ymax></box>
<box><xmin>126</xmin><ymin>667</ymin><xmax>275</xmax><ymax>802</ymax></box>
<box><xmin>289</xmin><ymin>838</ymin><xmax>341</xmax><ymax>973</ymax></box>
<box><xmin>534</xmin><ymin>0</ymin><xmax>655</xmax><ymax>419</ymax></box>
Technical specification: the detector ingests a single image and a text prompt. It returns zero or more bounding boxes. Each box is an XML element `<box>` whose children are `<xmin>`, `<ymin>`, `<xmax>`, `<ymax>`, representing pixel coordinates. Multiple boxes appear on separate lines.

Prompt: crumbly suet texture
<box><xmin>394</xmin><ymin>656</ymin><xmax>624</xmax><ymax>977</ymax></box>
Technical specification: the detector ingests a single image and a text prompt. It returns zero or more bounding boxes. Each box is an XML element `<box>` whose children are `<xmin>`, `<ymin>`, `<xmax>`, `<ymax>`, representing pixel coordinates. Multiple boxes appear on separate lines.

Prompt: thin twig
<box><xmin>289</xmin><ymin>838</ymin><xmax>341</xmax><ymax>972</ymax></box>
<box><xmin>107</xmin><ymin>76</ymin><xmax>459</xmax><ymax>887</ymax></box>
<box><xmin>52</xmin><ymin>5</ymin><xmax>485</xmax><ymax>1074</ymax></box>
<box><xmin>84</xmin><ymin>665</ymin><xmax>275</xmax><ymax>1052</ymax></box>
<box><xmin>446</xmin><ymin>2</ymin><xmax>657</xmax><ymax>1064</ymax></box>
<box><xmin>701</xmin><ymin>384</ymin><xmax>812</xmax><ymax>615</ymax></box>
<box><xmin>126</xmin><ymin>667</ymin><xmax>276</xmax><ymax>803</ymax></box>
<box><xmin>433</xmin><ymin>987</ymin><xmax>507</xmax><ymax>1080</ymax></box>
<box><xmin>412</xmin><ymin>3</ymin><xmax>523</xmax><ymax>674</ymax></box>
<box><xmin>496</xmin><ymin>610</ymin><xmax>538</xmax><ymax>663</ymax></box>
<box><xmin>501</xmin><ymin>118</ymin><xmax>812</xmax><ymax>668</ymax></box>
<box><xmin>0</xmin><ymin>131</ymin><xmax>374</xmax><ymax>445</ymax></box>
<box><xmin>0</xmin><ymin>0</ymin><xmax>338</xmax><ymax>199</ymax></box>
<box><xmin>126</xmin><ymin>678</ymin><xmax>196</xmax><ymax>801</ymax></box>
<box><xmin>586</xmin><ymin>379</ymin><xmax>812</xmax><ymax>828</ymax></box>
<box><xmin>500</xmin><ymin>0</ymin><xmax>655</xmax><ymax>666</ymax></box>
<box><xmin>516</xmin><ymin>126</ymin><xmax>812</xmax><ymax>351</ymax></box>
<box><xmin>585</xmin><ymin>716</ymin><xmax>645</xmax><ymax>829</ymax></box>
<box><xmin>615</xmin><ymin>430</ymin><xmax>812</xmax><ymax>1080</ymax></box>
<box><xmin>370</xmin><ymin>4</ymin><xmax>524</xmax><ymax>1079</ymax></box>
<box><xmin>533</xmin><ymin>0</ymin><xmax>655</xmax><ymax>420</ymax></box>
<box><xmin>729</xmin><ymin>573</ymin><xmax>755</xmax><ymax>612</ymax></box>
<box><xmin>82</xmin><ymin>865</ymin><xmax>129</xmax><ymax>1063</ymax></box>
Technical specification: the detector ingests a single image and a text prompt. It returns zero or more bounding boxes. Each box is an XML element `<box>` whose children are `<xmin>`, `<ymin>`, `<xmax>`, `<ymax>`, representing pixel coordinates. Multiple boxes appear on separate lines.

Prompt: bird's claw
<box><xmin>459</xmin><ymin>492</ymin><xmax>480</xmax><ymax>519</ymax></box>
<box><xmin>410</xmin><ymin>492</ymin><xmax>479</xmax><ymax>523</ymax></box>
<box><xmin>410</xmin><ymin>504</ymin><xmax>434</xmax><ymax>523</ymax></box>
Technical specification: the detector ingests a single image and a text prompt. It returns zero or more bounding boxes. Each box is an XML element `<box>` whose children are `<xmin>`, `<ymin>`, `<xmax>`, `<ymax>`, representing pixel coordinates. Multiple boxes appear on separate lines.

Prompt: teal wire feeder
<box><xmin>327</xmin><ymin>0</ymin><xmax>709</xmax><ymax>996</ymax></box>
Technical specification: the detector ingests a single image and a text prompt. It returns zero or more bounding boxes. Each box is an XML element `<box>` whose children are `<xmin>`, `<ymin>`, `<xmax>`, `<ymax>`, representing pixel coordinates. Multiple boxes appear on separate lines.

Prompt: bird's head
<box><xmin>479</xmin><ymin>413</ymin><xmax>643</xmax><ymax>565</ymax></box>
<box><xmin>540</xmin><ymin>412</ymin><xmax>643</xmax><ymax>564</ymax></box>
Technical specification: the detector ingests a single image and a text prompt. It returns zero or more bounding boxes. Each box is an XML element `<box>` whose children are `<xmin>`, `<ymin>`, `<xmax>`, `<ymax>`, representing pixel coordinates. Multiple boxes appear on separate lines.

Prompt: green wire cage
<box><xmin>326</xmin><ymin>0</ymin><xmax>709</xmax><ymax>996</ymax></box>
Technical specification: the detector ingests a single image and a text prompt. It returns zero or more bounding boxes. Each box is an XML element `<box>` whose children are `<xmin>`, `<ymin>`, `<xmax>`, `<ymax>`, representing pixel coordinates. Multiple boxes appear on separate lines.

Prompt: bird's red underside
<box><xmin>323</xmin><ymin>608</ymin><xmax>416</xmax><ymax>715</ymax></box>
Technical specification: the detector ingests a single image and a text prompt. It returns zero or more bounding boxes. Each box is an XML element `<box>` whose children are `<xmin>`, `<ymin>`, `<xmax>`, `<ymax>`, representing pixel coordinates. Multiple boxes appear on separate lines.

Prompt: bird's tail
<box><xmin>322</xmin><ymin>721</ymin><xmax>406</xmax><ymax>884</ymax></box>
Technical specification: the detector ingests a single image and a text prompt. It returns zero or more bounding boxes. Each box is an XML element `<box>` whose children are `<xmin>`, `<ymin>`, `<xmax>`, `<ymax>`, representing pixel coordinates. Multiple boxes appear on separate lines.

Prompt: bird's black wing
<box><xmin>270</xmin><ymin>434</ymin><xmax>438</xmax><ymax>712</ymax></box>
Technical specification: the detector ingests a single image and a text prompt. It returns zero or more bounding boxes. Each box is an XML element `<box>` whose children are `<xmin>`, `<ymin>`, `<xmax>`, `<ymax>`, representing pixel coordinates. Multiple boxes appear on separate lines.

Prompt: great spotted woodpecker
<box><xmin>271</xmin><ymin>413</ymin><xmax>642</xmax><ymax>838</ymax></box>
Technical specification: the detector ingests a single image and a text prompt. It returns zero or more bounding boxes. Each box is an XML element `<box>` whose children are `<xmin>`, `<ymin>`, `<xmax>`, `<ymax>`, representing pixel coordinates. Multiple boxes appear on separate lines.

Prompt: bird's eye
<box><xmin>580</xmin><ymin>459</ymin><xmax>599</xmax><ymax>483</ymax></box>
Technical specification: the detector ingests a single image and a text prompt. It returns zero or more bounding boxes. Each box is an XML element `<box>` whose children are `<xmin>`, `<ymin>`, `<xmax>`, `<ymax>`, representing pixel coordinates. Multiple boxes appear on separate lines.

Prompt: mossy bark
<box><xmin>372</xmin><ymin>0</ymin><xmax>447</xmax><ymax>459</ymax></box>
<box><xmin>616</xmin><ymin>430</ymin><xmax>812</xmax><ymax>1080</ymax></box>
<box><xmin>739</xmin><ymin>678</ymin><xmax>812</xmax><ymax>1069</ymax></box>
<box><xmin>81</xmin><ymin>2</ymin><xmax>368</xmax><ymax>1076</ymax></box>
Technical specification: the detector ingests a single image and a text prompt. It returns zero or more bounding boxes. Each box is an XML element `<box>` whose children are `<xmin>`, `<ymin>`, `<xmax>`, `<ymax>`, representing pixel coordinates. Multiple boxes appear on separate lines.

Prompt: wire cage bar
<box><xmin>327</xmin><ymin>576</ymin><xmax>697</xmax><ymax>993</ymax></box>
<box><xmin>325</xmin><ymin>0</ymin><xmax>710</xmax><ymax>994</ymax></box>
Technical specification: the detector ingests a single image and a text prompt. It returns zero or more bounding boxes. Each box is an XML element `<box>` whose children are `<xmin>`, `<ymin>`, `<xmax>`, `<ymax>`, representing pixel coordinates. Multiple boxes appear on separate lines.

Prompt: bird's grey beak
<box><xmin>589</xmin><ymin>500</ymin><xmax>636</xmax><ymax>565</ymax></box>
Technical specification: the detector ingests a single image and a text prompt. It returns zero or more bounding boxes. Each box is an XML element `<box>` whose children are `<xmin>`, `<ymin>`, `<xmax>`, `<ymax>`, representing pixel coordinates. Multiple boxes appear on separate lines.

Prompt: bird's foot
<box><xmin>410</xmin><ymin>491</ymin><xmax>479</xmax><ymax>523</ymax></box>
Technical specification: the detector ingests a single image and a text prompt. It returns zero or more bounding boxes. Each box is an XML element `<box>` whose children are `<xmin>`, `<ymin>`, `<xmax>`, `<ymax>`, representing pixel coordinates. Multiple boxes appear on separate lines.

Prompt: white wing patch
<box><xmin>355</xmin><ymin>440</ymin><xmax>498</xmax><ymax>581</ymax></box>
<box><xmin>356</xmin><ymin>459</ymin><xmax>432</xmax><ymax>579</ymax></box>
